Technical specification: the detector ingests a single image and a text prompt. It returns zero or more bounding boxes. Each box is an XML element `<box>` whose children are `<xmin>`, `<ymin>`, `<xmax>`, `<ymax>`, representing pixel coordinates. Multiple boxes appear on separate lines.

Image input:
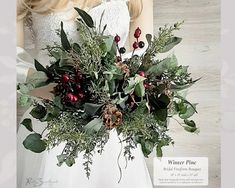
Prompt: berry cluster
<box><xmin>53</xmin><ymin>70</ymin><xmax>87</xmax><ymax>104</ymax></box>
<box><xmin>132</xmin><ymin>27</ymin><xmax>145</xmax><ymax>50</ymax></box>
<box><xmin>114</xmin><ymin>27</ymin><xmax>145</xmax><ymax>62</ymax></box>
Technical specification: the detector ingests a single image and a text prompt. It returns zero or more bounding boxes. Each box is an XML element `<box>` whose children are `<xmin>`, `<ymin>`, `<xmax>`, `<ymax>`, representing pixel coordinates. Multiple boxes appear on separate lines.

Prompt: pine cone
<box><xmin>102</xmin><ymin>104</ymin><xmax>122</xmax><ymax>129</ymax></box>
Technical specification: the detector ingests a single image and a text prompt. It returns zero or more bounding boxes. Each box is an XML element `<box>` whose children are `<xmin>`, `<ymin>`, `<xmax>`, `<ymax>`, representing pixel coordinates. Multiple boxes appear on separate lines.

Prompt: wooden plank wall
<box><xmin>145</xmin><ymin>1</ymin><xmax>221</xmax><ymax>188</ymax></box>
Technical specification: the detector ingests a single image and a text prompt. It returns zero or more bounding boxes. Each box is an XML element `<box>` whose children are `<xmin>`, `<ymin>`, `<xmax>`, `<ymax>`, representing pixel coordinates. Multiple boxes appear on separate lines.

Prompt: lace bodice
<box><xmin>24</xmin><ymin>0</ymin><xmax>130</xmax><ymax>65</ymax></box>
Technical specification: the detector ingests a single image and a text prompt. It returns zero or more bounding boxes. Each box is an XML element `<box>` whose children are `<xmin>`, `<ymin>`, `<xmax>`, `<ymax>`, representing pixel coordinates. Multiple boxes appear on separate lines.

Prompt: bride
<box><xmin>17</xmin><ymin>0</ymin><xmax>154</xmax><ymax>187</ymax></box>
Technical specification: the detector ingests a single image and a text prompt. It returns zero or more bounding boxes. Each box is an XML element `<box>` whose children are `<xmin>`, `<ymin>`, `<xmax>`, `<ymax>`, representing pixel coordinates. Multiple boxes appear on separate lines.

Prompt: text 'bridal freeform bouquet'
<box><xmin>18</xmin><ymin>8</ymin><xmax>200</xmax><ymax>178</ymax></box>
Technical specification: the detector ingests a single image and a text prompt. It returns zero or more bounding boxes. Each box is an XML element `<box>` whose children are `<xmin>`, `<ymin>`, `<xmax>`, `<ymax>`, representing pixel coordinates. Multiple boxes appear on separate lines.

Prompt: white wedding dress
<box><xmin>17</xmin><ymin>0</ymin><xmax>153</xmax><ymax>187</ymax></box>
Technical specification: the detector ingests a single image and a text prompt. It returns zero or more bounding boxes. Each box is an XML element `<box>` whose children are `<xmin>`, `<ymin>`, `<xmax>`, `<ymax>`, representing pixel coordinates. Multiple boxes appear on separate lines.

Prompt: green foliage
<box><xmin>159</xmin><ymin>37</ymin><xmax>182</xmax><ymax>53</ymax></box>
<box><xmin>60</xmin><ymin>22</ymin><xmax>71</xmax><ymax>51</ymax></box>
<box><xmin>27</xmin><ymin>71</ymin><xmax>48</xmax><ymax>88</ymax></box>
<box><xmin>74</xmin><ymin>7</ymin><xmax>94</xmax><ymax>28</ymax></box>
<box><xmin>83</xmin><ymin>118</ymin><xmax>103</xmax><ymax>134</ymax></box>
<box><xmin>18</xmin><ymin>94</ymin><xmax>32</xmax><ymax>106</ymax></box>
<box><xmin>124</xmin><ymin>75</ymin><xmax>146</xmax><ymax>97</ymax></box>
<box><xmin>147</xmin><ymin>54</ymin><xmax>178</xmax><ymax>76</ymax></box>
<box><xmin>147</xmin><ymin>21</ymin><xmax>184</xmax><ymax>55</ymax></box>
<box><xmin>149</xmin><ymin>94</ymin><xmax>170</xmax><ymax>121</ymax></box>
<box><xmin>35</xmin><ymin>60</ymin><xmax>50</xmax><ymax>75</ymax></box>
<box><xmin>23</xmin><ymin>133</ymin><xmax>47</xmax><ymax>153</ymax></box>
<box><xmin>84</xmin><ymin>103</ymin><xmax>103</xmax><ymax>116</ymax></box>
<box><xmin>30</xmin><ymin>104</ymin><xmax>47</xmax><ymax>120</ymax></box>
<box><xmin>21</xmin><ymin>118</ymin><xmax>33</xmax><ymax>132</ymax></box>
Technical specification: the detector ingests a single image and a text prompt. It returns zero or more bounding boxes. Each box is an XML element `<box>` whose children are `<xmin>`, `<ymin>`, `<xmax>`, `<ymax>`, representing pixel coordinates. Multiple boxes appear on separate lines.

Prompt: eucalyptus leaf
<box><xmin>135</xmin><ymin>82</ymin><xmax>145</xmax><ymax>97</ymax></box>
<box><xmin>156</xmin><ymin>145</ymin><xmax>163</xmax><ymax>157</ymax></box>
<box><xmin>34</xmin><ymin>60</ymin><xmax>50</xmax><ymax>75</ymax></box>
<box><xmin>141</xmin><ymin>140</ymin><xmax>154</xmax><ymax>157</ymax></box>
<box><xmin>146</xmin><ymin>34</ymin><xmax>152</xmax><ymax>47</ymax></box>
<box><xmin>174</xmin><ymin>95</ymin><xmax>198</xmax><ymax>113</ymax></box>
<box><xmin>49</xmin><ymin>49</ymin><xmax>61</xmax><ymax>61</ymax></box>
<box><xmin>27</xmin><ymin>71</ymin><xmax>48</xmax><ymax>88</ymax></box>
<box><xmin>175</xmin><ymin>66</ymin><xmax>189</xmax><ymax>76</ymax></box>
<box><xmin>54</xmin><ymin>96</ymin><xmax>63</xmax><ymax>110</ymax></box>
<box><xmin>149</xmin><ymin>94</ymin><xmax>170</xmax><ymax>121</ymax></box>
<box><xmin>74</xmin><ymin>7</ymin><xmax>94</xmax><ymax>28</ymax></box>
<box><xmin>115</xmin><ymin>94</ymin><xmax>129</xmax><ymax>105</ymax></box>
<box><xmin>30</xmin><ymin>104</ymin><xmax>47</xmax><ymax>120</ymax></box>
<box><xmin>23</xmin><ymin>133</ymin><xmax>47</xmax><ymax>153</ymax></box>
<box><xmin>124</xmin><ymin>77</ymin><xmax>136</xmax><ymax>94</ymax></box>
<box><xmin>41</xmin><ymin>106</ymin><xmax>61</xmax><ymax>122</ymax></box>
<box><xmin>83</xmin><ymin>118</ymin><xmax>103</xmax><ymax>134</ymax></box>
<box><xmin>184</xmin><ymin>119</ymin><xmax>196</xmax><ymax>127</ymax></box>
<box><xmin>171</xmin><ymin>78</ymin><xmax>201</xmax><ymax>91</ymax></box>
<box><xmin>60</xmin><ymin>22</ymin><xmax>71</xmax><ymax>51</ymax></box>
<box><xmin>18</xmin><ymin>94</ymin><xmax>32</xmax><ymax>106</ymax></box>
<box><xmin>183</xmin><ymin>126</ymin><xmax>198</xmax><ymax>133</ymax></box>
<box><xmin>124</xmin><ymin>75</ymin><xmax>146</xmax><ymax>95</ymax></box>
<box><xmin>103</xmin><ymin>35</ymin><xmax>114</xmax><ymax>52</ymax></box>
<box><xmin>21</xmin><ymin>118</ymin><xmax>33</xmax><ymax>132</ymax></box>
<box><xmin>57</xmin><ymin>154</ymin><xmax>67</xmax><ymax>166</ymax></box>
<box><xmin>159</xmin><ymin>37</ymin><xmax>182</xmax><ymax>53</ymax></box>
<box><xmin>156</xmin><ymin>138</ymin><xmax>172</xmax><ymax>157</ymax></box>
<box><xmin>147</xmin><ymin>54</ymin><xmax>178</xmax><ymax>76</ymax></box>
<box><xmin>154</xmin><ymin>108</ymin><xmax>168</xmax><ymax>121</ymax></box>
<box><xmin>72</xmin><ymin>43</ymin><xmax>81</xmax><ymax>54</ymax></box>
<box><xmin>18</xmin><ymin>83</ymin><xmax>34</xmax><ymax>94</ymax></box>
<box><xmin>65</xmin><ymin>157</ymin><xmax>75</xmax><ymax>167</ymax></box>
<box><xmin>174</xmin><ymin>101</ymin><xmax>187</xmax><ymax>114</ymax></box>
<box><xmin>179</xmin><ymin>103</ymin><xmax>197</xmax><ymax>119</ymax></box>
<box><xmin>84</xmin><ymin>103</ymin><xmax>103</xmax><ymax>116</ymax></box>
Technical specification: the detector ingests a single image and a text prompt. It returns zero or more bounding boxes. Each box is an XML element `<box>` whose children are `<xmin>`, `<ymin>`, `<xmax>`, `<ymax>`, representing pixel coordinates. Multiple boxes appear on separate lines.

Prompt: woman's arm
<box><xmin>129</xmin><ymin>0</ymin><xmax>153</xmax><ymax>49</ymax></box>
<box><xmin>17</xmin><ymin>19</ymin><xmax>24</xmax><ymax>47</ymax></box>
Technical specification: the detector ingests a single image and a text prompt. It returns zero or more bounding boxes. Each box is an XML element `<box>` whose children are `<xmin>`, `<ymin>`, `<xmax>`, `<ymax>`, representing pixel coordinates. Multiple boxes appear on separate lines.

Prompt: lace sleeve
<box><xmin>23</xmin><ymin>12</ymin><xmax>35</xmax><ymax>51</ymax></box>
<box><xmin>88</xmin><ymin>0</ymin><xmax>130</xmax><ymax>47</ymax></box>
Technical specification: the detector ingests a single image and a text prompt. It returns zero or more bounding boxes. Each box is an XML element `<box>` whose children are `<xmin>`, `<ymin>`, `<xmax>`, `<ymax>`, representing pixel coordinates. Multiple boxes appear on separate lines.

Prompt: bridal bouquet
<box><xmin>18</xmin><ymin>8</ymin><xmax>199</xmax><ymax>177</ymax></box>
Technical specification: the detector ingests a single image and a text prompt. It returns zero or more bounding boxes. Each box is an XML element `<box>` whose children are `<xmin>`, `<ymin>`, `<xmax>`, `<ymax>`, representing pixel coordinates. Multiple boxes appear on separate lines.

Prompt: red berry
<box><xmin>66</xmin><ymin>93</ymin><xmax>78</xmax><ymax>103</ymax></box>
<box><xmin>78</xmin><ymin>93</ymin><xmax>85</xmax><ymax>99</ymax></box>
<box><xmin>72</xmin><ymin>95</ymin><xmax>78</xmax><ymax>102</ymax></box>
<box><xmin>132</xmin><ymin>41</ymin><xmax>139</xmax><ymax>49</ymax></box>
<box><xmin>76</xmin><ymin>84</ymin><xmax>81</xmax><ymax>90</ymax></box>
<box><xmin>62</xmin><ymin>74</ymin><xmax>70</xmax><ymax>82</ymax></box>
<box><xmin>138</xmin><ymin>71</ymin><xmax>145</xmax><ymax>77</ymax></box>
<box><xmin>66</xmin><ymin>93</ymin><xmax>74</xmax><ymax>102</ymax></box>
<box><xmin>114</xmin><ymin>35</ymin><xmax>121</xmax><ymax>43</ymax></box>
<box><xmin>134</xmin><ymin>27</ymin><xmax>141</xmax><ymax>38</ymax></box>
<box><xmin>76</xmin><ymin>73</ymin><xmax>83</xmax><ymax>81</ymax></box>
<box><xmin>144</xmin><ymin>83</ymin><xmax>150</xmax><ymax>89</ymax></box>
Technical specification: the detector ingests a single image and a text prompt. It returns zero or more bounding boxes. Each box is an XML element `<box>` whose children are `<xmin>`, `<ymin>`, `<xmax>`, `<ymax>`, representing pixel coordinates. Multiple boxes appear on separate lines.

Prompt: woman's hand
<box><xmin>26</xmin><ymin>68</ymin><xmax>55</xmax><ymax>100</ymax></box>
<box><xmin>29</xmin><ymin>83</ymin><xmax>56</xmax><ymax>100</ymax></box>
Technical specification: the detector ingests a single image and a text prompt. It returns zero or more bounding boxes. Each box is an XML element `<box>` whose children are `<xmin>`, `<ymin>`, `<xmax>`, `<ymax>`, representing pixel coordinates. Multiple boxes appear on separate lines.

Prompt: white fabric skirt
<box><xmin>17</xmin><ymin>108</ymin><xmax>153</xmax><ymax>188</ymax></box>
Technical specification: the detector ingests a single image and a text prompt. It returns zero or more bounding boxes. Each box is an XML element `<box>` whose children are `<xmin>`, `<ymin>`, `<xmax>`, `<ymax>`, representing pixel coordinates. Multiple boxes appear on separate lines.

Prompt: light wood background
<box><xmin>145</xmin><ymin>0</ymin><xmax>221</xmax><ymax>188</ymax></box>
